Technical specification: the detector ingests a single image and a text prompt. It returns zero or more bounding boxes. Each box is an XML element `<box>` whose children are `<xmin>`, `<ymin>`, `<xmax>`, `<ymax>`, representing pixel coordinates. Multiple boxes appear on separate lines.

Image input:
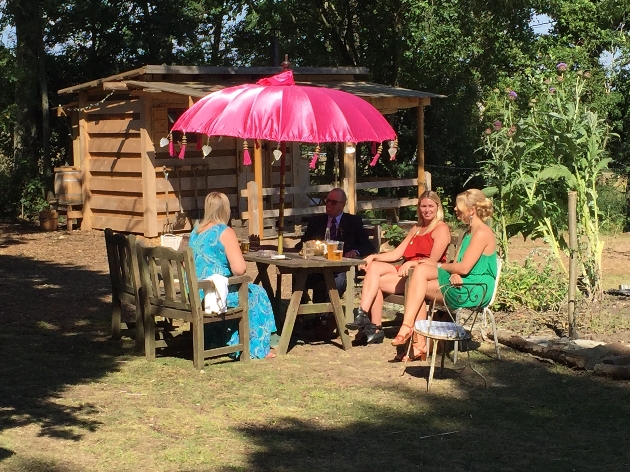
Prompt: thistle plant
<box><xmin>478</xmin><ymin>62</ymin><xmax>615</xmax><ymax>301</ymax></box>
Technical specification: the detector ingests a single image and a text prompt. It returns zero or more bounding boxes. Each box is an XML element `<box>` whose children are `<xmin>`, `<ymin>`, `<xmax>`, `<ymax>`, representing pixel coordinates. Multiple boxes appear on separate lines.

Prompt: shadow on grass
<box><xmin>0</xmin><ymin>251</ymin><xmax>129</xmax><ymax>442</ymax></box>
<box><xmin>224</xmin><ymin>355</ymin><xmax>630</xmax><ymax>472</ymax></box>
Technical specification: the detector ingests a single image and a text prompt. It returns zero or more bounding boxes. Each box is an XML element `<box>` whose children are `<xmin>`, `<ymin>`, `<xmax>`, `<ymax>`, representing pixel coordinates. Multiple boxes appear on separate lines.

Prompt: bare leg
<box><xmin>359</xmin><ymin>261</ymin><xmax>399</xmax><ymax>314</ymax></box>
<box><xmin>368</xmin><ymin>274</ymin><xmax>407</xmax><ymax>326</ymax></box>
<box><xmin>391</xmin><ymin>264</ymin><xmax>440</xmax><ymax>345</ymax></box>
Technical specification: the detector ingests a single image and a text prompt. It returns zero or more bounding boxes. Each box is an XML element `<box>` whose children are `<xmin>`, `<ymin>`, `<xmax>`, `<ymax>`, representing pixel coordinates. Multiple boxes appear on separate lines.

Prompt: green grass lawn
<box><xmin>1</xmin><ymin>321</ymin><xmax>630</xmax><ymax>472</ymax></box>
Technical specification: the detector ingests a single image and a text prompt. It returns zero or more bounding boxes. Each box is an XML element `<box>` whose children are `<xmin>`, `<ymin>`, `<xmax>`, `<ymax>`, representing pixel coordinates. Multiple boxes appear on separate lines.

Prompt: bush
<box><xmin>381</xmin><ymin>223</ymin><xmax>407</xmax><ymax>247</ymax></box>
<box><xmin>494</xmin><ymin>249</ymin><xmax>568</xmax><ymax>312</ymax></box>
<box><xmin>596</xmin><ymin>180</ymin><xmax>627</xmax><ymax>234</ymax></box>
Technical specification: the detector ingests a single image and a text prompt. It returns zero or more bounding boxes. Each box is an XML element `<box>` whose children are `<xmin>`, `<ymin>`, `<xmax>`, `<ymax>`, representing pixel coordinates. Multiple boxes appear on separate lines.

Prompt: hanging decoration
<box><xmin>272</xmin><ymin>143</ymin><xmax>282</xmax><ymax>163</ymax></box>
<box><xmin>168</xmin><ymin>133</ymin><xmax>175</xmax><ymax>157</ymax></box>
<box><xmin>345</xmin><ymin>143</ymin><xmax>356</xmax><ymax>154</ymax></box>
<box><xmin>196</xmin><ymin>134</ymin><xmax>202</xmax><ymax>151</ymax></box>
<box><xmin>371</xmin><ymin>142</ymin><xmax>377</xmax><ymax>156</ymax></box>
<box><xmin>309</xmin><ymin>144</ymin><xmax>321</xmax><ymax>169</ymax></box>
<box><xmin>369</xmin><ymin>143</ymin><xmax>383</xmax><ymax>167</ymax></box>
<box><xmin>388</xmin><ymin>138</ymin><xmax>398</xmax><ymax>160</ymax></box>
<box><xmin>202</xmin><ymin>136</ymin><xmax>212</xmax><ymax>158</ymax></box>
<box><xmin>243</xmin><ymin>140</ymin><xmax>251</xmax><ymax>165</ymax></box>
<box><xmin>178</xmin><ymin>133</ymin><xmax>187</xmax><ymax>159</ymax></box>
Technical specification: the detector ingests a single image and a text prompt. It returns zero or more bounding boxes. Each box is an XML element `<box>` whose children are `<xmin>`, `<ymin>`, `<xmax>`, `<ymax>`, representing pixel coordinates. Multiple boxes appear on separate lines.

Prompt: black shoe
<box><xmin>365</xmin><ymin>325</ymin><xmax>385</xmax><ymax>344</ymax></box>
<box><xmin>345</xmin><ymin>307</ymin><xmax>375</xmax><ymax>330</ymax></box>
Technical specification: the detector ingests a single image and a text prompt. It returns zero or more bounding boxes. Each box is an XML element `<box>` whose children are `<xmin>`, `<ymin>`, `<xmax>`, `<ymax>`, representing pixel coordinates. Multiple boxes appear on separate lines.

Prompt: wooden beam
<box><xmin>343</xmin><ymin>143</ymin><xmax>356</xmax><ymax>214</ymax></box>
<box><xmin>417</xmin><ymin>105</ymin><xmax>426</xmax><ymax>195</ymax></box>
<box><xmin>87</xmin><ymin>118</ymin><xmax>141</xmax><ymax>134</ymax></box>
<box><xmin>253</xmin><ymin>140</ymin><xmax>264</xmax><ymax>237</ymax></box>
<box><xmin>103</xmin><ymin>82</ymin><xmax>129</xmax><ymax>91</ymax></box>
<box><xmin>88</xmin><ymin>137</ymin><xmax>142</xmax><ymax>154</ymax></box>
<box><xmin>141</xmin><ymin>99</ymin><xmax>158</xmax><ymax>237</ymax></box>
<box><xmin>78</xmin><ymin>93</ymin><xmax>92</xmax><ymax>230</ymax></box>
<box><xmin>85</xmin><ymin>99</ymin><xmax>141</xmax><ymax>115</ymax></box>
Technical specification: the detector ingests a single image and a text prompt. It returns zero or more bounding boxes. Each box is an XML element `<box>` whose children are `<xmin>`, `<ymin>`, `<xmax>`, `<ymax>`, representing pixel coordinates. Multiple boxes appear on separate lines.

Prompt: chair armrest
<box><xmin>227</xmin><ymin>274</ymin><xmax>251</xmax><ymax>285</ymax></box>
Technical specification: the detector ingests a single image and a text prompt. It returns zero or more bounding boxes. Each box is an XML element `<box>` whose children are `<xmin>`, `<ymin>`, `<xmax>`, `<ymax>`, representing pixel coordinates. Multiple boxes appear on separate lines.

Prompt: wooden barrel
<box><xmin>54</xmin><ymin>167</ymin><xmax>82</xmax><ymax>205</ymax></box>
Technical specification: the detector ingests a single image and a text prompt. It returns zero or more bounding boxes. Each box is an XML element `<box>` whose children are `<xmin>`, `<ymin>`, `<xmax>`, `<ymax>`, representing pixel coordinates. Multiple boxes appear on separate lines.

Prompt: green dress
<box><xmin>437</xmin><ymin>233</ymin><xmax>497</xmax><ymax>308</ymax></box>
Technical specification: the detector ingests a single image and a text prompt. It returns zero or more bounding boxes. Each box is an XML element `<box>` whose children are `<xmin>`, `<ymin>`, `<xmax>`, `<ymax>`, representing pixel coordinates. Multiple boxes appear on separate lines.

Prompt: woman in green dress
<box><xmin>390</xmin><ymin>189</ymin><xmax>498</xmax><ymax>361</ymax></box>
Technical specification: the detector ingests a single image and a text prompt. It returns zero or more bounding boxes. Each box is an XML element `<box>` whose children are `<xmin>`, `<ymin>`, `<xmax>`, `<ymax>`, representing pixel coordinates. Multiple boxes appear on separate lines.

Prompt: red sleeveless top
<box><xmin>402</xmin><ymin>224</ymin><xmax>447</xmax><ymax>263</ymax></box>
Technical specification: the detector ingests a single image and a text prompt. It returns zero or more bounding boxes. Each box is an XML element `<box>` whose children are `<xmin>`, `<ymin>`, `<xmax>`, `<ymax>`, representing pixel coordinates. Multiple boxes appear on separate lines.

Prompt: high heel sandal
<box><xmin>402</xmin><ymin>343</ymin><xmax>427</xmax><ymax>362</ymax></box>
<box><xmin>391</xmin><ymin>324</ymin><xmax>413</xmax><ymax>346</ymax></box>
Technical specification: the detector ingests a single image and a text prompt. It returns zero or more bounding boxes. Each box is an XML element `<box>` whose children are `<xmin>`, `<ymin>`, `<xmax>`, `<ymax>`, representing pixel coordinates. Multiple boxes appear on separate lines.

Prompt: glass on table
<box><xmin>303</xmin><ymin>240</ymin><xmax>315</xmax><ymax>259</ymax></box>
<box><xmin>326</xmin><ymin>241</ymin><xmax>344</xmax><ymax>261</ymax></box>
<box><xmin>240</xmin><ymin>239</ymin><xmax>250</xmax><ymax>254</ymax></box>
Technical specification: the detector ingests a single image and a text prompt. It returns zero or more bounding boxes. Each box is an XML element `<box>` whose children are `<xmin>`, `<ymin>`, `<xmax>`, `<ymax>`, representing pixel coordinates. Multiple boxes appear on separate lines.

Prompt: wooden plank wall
<box><xmin>79</xmin><ymin>92</ymin><xmax>310</xmax><ymax>236</ymax></box>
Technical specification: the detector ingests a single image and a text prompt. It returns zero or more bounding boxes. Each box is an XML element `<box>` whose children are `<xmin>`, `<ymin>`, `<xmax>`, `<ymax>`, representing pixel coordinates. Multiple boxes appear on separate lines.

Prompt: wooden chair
<box><xmin>104</xmin><ymin>228</ymin><xmax>143</xmax><ymax>351</ymax></box>
<box><xmin>404</xmin><ymin>258</ymin><xmax>503</xmax><ymax>391</ymax></box>
<box><xmin>136</xmin><ymin>243</ymin><xmax>250</xmax><ymax>368</ymax></box>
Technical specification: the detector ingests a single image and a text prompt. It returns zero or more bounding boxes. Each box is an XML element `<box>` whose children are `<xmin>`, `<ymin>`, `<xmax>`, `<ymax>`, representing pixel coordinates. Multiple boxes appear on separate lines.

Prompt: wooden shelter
<box><xmin>57</xmin><ymin>65</ymin><xmax>444</xmax><ymax>237</ymax></box>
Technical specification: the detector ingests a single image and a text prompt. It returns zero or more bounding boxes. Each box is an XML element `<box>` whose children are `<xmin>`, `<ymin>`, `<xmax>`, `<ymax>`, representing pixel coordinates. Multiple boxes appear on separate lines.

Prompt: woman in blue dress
<box><xmin>189</xmin><ymin>192</ymin><xmax>276</xmax><ymax>359</ymax></box>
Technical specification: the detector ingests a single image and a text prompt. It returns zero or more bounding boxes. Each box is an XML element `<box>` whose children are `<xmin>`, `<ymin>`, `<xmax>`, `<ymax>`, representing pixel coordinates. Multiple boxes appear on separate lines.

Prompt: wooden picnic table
<box><xmin>243</xmin><ymin>251</ymin><xmax>363</xmax><ymax>355</ymax></box>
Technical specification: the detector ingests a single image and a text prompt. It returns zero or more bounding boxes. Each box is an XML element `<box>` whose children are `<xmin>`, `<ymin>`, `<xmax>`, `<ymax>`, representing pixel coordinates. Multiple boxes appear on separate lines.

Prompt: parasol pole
<box><xmin>254</xmin><ymin>139</ymin><xmax>263</xmax><ymax>239</ymax></box>
<box><xmin>278</xmin><ymin>142</ymin><xmax>285</xmax><ymax>254</ymax></box>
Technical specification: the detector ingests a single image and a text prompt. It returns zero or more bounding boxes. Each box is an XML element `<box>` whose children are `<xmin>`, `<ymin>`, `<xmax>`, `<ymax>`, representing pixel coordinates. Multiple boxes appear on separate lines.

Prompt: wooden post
<box><xmin>417</xmin><ymin>104</ymin><xmax>426</xmax><ymax>196</ymax></box>
<box><xmin>254</xmin><ymin>140</ymin><xmax>263</xmax><ymax>239</ymax></box>
<box><xmin>141</xmin><ymin>97</ymin><xmax>158</xmax><ymax>237</ymax></box>
<box><xmin>247</xmin><ymin>180</ymin><xmax>259</xmax><ymax>237</ymax></box>
<box><xmin>343</xmin><ymin>142</ymin><xmax>356</xmax><ymax>214</ymax></box>
<box><xmin>568</xmin><ymin>191</ymin><xmax>578</xmax><ymax>338</ymax></box>
<box><xmin>278</xmin><ymin>142</ymin><xmax>285</xmax><ymax>254</ymax></box>
<box><xmin>78</xmin><ymin>92</ymin><xmax>92</xmax><ymax>230</ymax></box>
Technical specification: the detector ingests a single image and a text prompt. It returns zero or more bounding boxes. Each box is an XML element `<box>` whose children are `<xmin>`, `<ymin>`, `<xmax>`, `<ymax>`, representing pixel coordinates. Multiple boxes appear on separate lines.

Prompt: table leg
<box><xmin>346</xmin><ymin>266</ymin><xmax>356</xmax><ymax>323</ymax></box>
<box><xmin>323</xmin><ymin>269</ymin><xmax>352</xmax><ymax>351</ymax></box>
<box><xmin>254</xmin><ymin>262</ymin><xmax>274</xmax><ymax>302</ymax></box>
<box><xmin>277</xmin><ymin>270</ymin><xmax>307</xmax><ymax>355</ymax></box>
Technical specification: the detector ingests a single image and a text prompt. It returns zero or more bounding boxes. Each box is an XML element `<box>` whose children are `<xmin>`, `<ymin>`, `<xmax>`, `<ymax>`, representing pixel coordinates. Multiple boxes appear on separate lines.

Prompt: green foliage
<box><xmin>381</xmin><ymin>223</ymin><xmax>407</xmax><ymax>247</ymax></box>
<box><xmin>479</xmin><ymin>60</ymin><xmax>616</xmax><ymax>300</ymax></box>
<box><xmin>19</xmin><ymin>177</ymin><xmax>49</xmax><ymax>220</ymax></box>
<box><xmin>596</xmin><ymin>179</ymin><xmax>627</xmax><ymax>234</ymax></box>
<box><xmin>495</xmin><ymin>250</ymin><xmax>568</xmax><ymax>313</ymax></box>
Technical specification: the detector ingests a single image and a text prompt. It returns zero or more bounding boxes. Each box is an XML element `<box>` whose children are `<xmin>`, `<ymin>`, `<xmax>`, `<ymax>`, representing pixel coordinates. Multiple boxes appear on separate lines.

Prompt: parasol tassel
<box><xmin>371</xmin><ymin>142</ymin><xmax>377</xmax><ymax>155</ymax></box>
<box><xmin>243</xmin><ymin>140</ymin><xmax>252</xmax><ymax>165</ymax></box>
<box><xmin>168</xmin><ymin>133</ymin><xmax>174</xmax><ymax>157</ymax></box>
<box><xmin>196</xmin><ymin>135</ymin><xmax>202</xmax><ymax>151</ymax></box>
<box><xmin>369</xmin><ymin>143</ymin><xmax>383</xmax><ymax>167</ymax></box>
<box><xmin>178</xmin><ymin>134</ymin><xmax>187</xmax><ymax>159</ymax></box>
<box><xmin>309</xmin><ymin>145</ymin><xmax>320</xmax><ymax>169</ymax></box>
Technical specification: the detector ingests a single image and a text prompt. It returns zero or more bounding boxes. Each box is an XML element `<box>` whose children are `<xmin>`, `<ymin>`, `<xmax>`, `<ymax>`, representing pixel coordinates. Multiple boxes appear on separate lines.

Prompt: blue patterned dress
<box><xmin>189</xmin><ymin>224</ymin><xmax>276</xmax><ymax>359</ymax></box>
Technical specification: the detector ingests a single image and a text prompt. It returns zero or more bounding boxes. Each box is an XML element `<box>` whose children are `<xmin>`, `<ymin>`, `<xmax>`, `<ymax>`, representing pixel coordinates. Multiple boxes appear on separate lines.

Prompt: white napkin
<box><xmin>202</xmin><ymin>274</ymin><xmax>229</xmax><ymax>314</ymax></box>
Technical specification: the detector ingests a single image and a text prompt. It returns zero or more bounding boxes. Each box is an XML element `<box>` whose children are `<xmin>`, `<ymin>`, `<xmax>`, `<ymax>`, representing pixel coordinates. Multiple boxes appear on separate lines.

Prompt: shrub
<box><xmin>381</xmin><ymin>223</ymin><xmax>407</xmax><ymax>247</ymax></box>
<box><xmin>596</xmin><ymin>180</ymin><xmax>627</xmax><ymax>234</ymax></box>
<box><xmin>494</xmin><ymin>249</ymin><xmax>568</xmax><ymax>312</ymax></box>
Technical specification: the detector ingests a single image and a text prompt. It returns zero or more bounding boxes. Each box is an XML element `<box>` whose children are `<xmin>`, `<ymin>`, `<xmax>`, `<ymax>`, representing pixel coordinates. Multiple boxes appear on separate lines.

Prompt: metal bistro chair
<box><xmin>137</xmin><ymin>243</ymin><xmax>250</xmax><ymax>368</ymax></box>
<box><xmin>404</xmin><ymin>259</ymin><xmax>503</xmax><ymax>391</ymax></box>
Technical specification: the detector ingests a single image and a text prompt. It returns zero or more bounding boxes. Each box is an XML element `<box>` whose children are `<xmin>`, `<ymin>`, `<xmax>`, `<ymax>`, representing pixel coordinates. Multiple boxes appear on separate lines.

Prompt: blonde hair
<box><xmin>418</xmin><ymin>190</ymin><xmax>445</xmax><ymax>232</ymax></box>
<box><xmin>197</xmin><ymin>192</ymin><xmax>231</xmax><ymax>230</ymax></box>
<box><xmin>455</xmin><ymin>189</ymin><xmax>493</xmax><ymax>222</ymax></box>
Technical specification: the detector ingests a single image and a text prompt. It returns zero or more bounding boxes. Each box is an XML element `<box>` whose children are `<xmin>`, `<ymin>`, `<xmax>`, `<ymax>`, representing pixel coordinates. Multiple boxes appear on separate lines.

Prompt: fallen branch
<box><xmin>492</xmin><ymin>330</ymin><xmax>588</xmax><ymax>369</ymax></box>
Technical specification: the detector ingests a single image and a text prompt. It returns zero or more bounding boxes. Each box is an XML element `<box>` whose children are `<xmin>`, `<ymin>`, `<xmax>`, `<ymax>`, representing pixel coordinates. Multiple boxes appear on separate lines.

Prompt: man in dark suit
<box><xmin>296</xmin><ymin>188</ymin><xmax>376</xmax><ymax>300</ymax></box>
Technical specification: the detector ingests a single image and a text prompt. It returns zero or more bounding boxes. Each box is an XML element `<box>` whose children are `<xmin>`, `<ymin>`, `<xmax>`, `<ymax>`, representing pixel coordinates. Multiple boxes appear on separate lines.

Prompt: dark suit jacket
<box><xmin>296</xmin><ymin>213</ymin><xmax>376</xmax><ymax>257</ymax></box>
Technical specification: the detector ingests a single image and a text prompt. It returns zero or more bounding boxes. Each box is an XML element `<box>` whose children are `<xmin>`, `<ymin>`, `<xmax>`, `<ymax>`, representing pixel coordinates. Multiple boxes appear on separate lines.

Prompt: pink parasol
<box><xmin>171</xmin><ymin>70</ymin><xmax>396</xmax><ymax>144</ymax></box>
<box><xmin>171</xmin><ymin>70</ymin><xmax>397</xmax><ymax>251</ymax></box>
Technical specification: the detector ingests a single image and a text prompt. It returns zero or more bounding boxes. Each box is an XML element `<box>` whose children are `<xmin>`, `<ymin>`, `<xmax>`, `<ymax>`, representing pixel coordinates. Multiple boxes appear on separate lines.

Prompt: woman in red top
<box><xmin>347</xmin><ymin>191</ymin><xmax>451</xmax><ymax>349</ymax></box>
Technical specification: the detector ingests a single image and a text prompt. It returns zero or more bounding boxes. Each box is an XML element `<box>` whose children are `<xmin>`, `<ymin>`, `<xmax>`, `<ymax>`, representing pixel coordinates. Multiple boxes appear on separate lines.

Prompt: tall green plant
<box><xmin>480</xmin><ymin>62</ymin><xmax>615</xmax><ymax>301</ymax></box>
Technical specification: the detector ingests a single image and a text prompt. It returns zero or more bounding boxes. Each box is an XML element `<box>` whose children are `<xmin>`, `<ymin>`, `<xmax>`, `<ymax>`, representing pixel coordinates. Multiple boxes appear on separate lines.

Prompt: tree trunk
<box><xmin>9</xmin><ymin>0</ymin><xmax>43</xmax><ymax>182</ymax></box>
<box><xmin>39</xmin><ymin>34</ymin><xmax>52</xmax><ymax>202</ymax></box>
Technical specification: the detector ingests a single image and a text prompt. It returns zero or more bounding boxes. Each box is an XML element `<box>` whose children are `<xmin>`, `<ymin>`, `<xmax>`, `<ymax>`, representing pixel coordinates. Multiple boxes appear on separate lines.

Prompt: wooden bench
<box><xmin>136</xmin><ymin>243</ymin><xmax>251</xmax><ymax>368</ymax></box>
